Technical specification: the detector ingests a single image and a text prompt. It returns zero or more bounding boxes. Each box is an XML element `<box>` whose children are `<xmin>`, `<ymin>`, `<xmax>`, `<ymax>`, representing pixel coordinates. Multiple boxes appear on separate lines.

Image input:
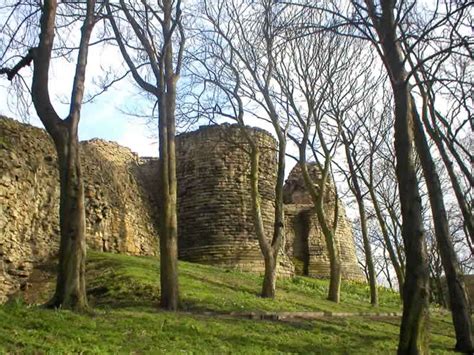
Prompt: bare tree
<box><xmin>308</xmin><ymin>0</ymin><xmax>435</xmax><ymax>351</ymax></box>
<box><xmin>340</xmin><ymin>123</ymin><xmax>378</xmax><ymax>305</ymax></box>
<box><xmin>274</xmin><ymin>25</ymin><xmax>375</xmax><ymax>303</ymax></box>
<box><xmin>0</xmin><ymin>0</ymin><xmax>99</xmax><ymax>311</ymax></box>
<box><xmin>351</xmin><ymin>96</ymin><xmax>406</xmax><ymax>299</ymax></box>
<box><xmin>399</xmin><ymin>6</ymin><xmax>473</xmax><ymax>350</ymax></box>
<box><xmin>295</xmin><ymin>0</ymin><xmax>472</xmax><ymax>349</ymax></box>
<box><xmin>193</xmin><ymin>0</ymin><xmax>294</xmax><ymax>298</ymax></box>
<box><xmin>105</xmin><ymin>0</ymin><xmax>185</xmax><ymax>310</ymax></box>
<box><xmin>344</xmin><ymin>0</ymin><xmax>473</xmax><ymax>351</ymax></box>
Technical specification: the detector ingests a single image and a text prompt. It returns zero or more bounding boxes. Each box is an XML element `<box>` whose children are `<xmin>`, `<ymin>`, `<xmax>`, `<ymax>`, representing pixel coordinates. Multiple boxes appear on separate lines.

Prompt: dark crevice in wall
<box><xmin>292</xmin><ymin>210</ymin><xmax>311</xmax><ymax>276</ymax></box>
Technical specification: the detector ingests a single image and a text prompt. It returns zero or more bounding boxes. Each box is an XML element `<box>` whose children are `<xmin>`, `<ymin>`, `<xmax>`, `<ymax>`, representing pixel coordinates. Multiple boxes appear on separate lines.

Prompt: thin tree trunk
<box><xmin>434</xmin><ymin>275</ymin><xmax>446</xmax><ymax>308</ymax></box>
<box><xmin>368</xmin><ymin>189</ymin><xmax>405</xmax><ymax>299</ymax></box>
<box><xmin>272</xmin><ymin>135</ymin><xmax>286</xmax><ymax>261</ymax></box>
<box><xmin>342</xmin><ymin>134</ymin><xmax>378</xmax><ymax>306</ymax></box>
<box><xmin>359</xmin><ymin>142</ymin><xmax>405</xmax><ymax>297</ymax></box>
<box><xmin>46</xmin><ymin>131</ymin><xmax>88</xmax><ymax>310</ymax></box>
<box><xmin>435</xmin><ymin>119</ymin><xmax>474</xmax><ymax>188</ymax></box>
<box><xmin>412</xmin><ymin>99</ymin><xmax>473</xmax><ymax>353</ymax></box>
<box><xmin>264</xmin><ymin>135</ymin><xmax>286</xmax><ymax>298</ymax></box>
<box><xmin>407</xmin><ymin>52</ymin><xmax>473</xmax><ymax>248</ymax></box>
<box><xmin>421</xmin><ymin>97</ymin><xmax>474</xmax><ymax>248</ymax></box>
<box><xmin>357</xmin><ymin>197</ymin><xmax>378</xmax><ymax>305</ymax></box>
<box><xmin>383</xmin><ymin>250</ymin><xmax>394</xmax><ymax>290</ymax></box>
<box><xmin>249</xmin><ymin>146</ymin><xmax>278</xmax><ymax>298</ymax></box>
<box><xmin>157</xmin><ymin>0</ymin><xmax>179</xmax><ymax>311</ymax></box>
<box><xmin>300</xmin><ymin>160</ymin><xmax>341</xmax><ymax>303</ymax></box>
<box><xmin>435</xmin><ymin>139</ymin><xmax>474</xmax><ymax>249</ymax></box>
<box><xmin>429</xmin><ymin>262</ymin><xmax>447</xmax><ymax>308</ymax></box>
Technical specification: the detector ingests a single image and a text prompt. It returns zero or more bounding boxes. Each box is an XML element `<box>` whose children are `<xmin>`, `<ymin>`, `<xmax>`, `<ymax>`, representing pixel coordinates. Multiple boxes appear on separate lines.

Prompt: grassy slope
<box><xmin>0</xmin><ymin>251</ymin><xmax>456</xmax><ymax>353</ymax></box>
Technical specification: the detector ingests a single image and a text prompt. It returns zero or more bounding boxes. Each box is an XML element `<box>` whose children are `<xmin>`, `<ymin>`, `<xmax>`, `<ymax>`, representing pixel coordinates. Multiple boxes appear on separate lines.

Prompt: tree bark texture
<box><xmin>300</xmin><ymin>160</ymin><xmax>341</xmax><ymax>303</ymax></box>
<box><xmin>392</xmin><ymin>81</ymin><xmax>429</xmax><ymax>355</ymax></box>
<box><xmin>364</xmin><ymin>1</ymin><xmax>430</xmax><ymax>352</ymax></box>
<box><xmin>411</xmin><ymin>100</ymin><xmax>473</xmax><ymax>353</ymax></box>
<box><xmin>249</xmin><ymin>146</ymin><xmax>278</xmax><ymax>298</ymax></box>
<box><xmin>27</xmin><ymin>0</ymin><xmax>95</xmax><ymax>311</ymax></box>
<box><xmin>158</xmin><ymin>0</ymin><xmax>179</xmax><ymax>310</ymax></box>
<box><xmin>342</xmin><ymin>134</ymin><xmax>378</xmax><ymax>306</ymax></box>
<box><xmin>47</xmin><ymin>132</ymin><xmax>88</xmax><ymax>310</ymax></box>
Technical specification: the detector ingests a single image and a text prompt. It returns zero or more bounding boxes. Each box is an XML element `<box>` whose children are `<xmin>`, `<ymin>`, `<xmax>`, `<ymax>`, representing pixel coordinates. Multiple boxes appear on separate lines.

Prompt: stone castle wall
<box><xmin>0</xmin><ymin>118</ymin><xmax>363</xmax><ymax>301</ymax></box>
<box><xmin>175</xmin><ymin>125</ymin><xmax>362</xmax><ymax>280</ymax></box>
<box><xmin>176</xmin><ymin>124</ymin><xmax>294</xmax><ymax>275</ymax></box>
<box><xmin>0</xmin><ymin>117</ymin><xmax>159</xmax><ymax>302</ymax></box>
<box><xmin>283</xmin><ymin>164</ymin><xmax>363</xmax><ymax>280</ymax></box>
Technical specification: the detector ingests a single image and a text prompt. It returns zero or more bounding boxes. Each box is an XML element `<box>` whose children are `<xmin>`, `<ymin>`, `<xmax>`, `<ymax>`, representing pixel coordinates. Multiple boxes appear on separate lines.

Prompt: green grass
<box><xmin>0</xmin><ymin>251</ymin><xmax>458</xmax><ymax>353</ymax></box>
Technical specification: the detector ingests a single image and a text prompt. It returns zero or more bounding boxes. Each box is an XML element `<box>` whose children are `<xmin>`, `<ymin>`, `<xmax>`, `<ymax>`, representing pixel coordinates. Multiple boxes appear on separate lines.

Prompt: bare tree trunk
<box><xmin>261</xmin><ymin>253</ymin><xmax>277</xmax><ymax>298</ymax></box>
<box><xmin>326</xmin><ymin>241</ymin><xmax>342</xmax><ymax>303</ymax></box>
<box><xmin>158</xmin><ymin>0</ymin><xmax>180</xmax><ymax>310</ymax></box>
<box><xmin>435</xmin><ymin>140</ymin><xmax>474</xmax><ymax>249</ymax></box>
<box><xmin>358</xmin><ymin>137</ymin><xmax>405</xmax><ymax>297</ymax></box>
<box><xmin>429</xmin><ymin>259</ymin><xmax>447</xmax><ymax>308</ymax></box>
<box><xmin>300</xmin><ymin>160</ymin><xmax>341</xmax><ymax>303</ymax></box>
<box><xmin>158</xmin><ymin>104</ymin><xmax>179</xmax><ymax>310</ymax></box>
<box><xmin>342</xmin><ymin>134</ymin><xmax>378</xmax><ymax>306</ymax></box>
<box><xmin>265</xmin><ymin>136</ymin><xmax>286</xmax><ymax>298</ymax></box>
<box><xmin>433</xmin><ymin>275</ymin><xmax>446</xmax><ymax>308</ymax></box>
<box><xmin>411</xmin><ymin>99</ymin><xmax>473</xmax><ymax>353</ymax></box>
<box><xmin>382</xmin><ymin>250</ymin><xmax>394</xmax><ymax>290</ymax></box>
<box><xmin>157</xmin><ymin>106</ymin><xmax>179</xmax><ymax>310</ymax></box>
<box><xmin>392</xmin><ymin>84</ymin><xmax>429</xmax><ymax>355</ymax></box>
<box><xmin>356</xmin><ymin>197</ymin><xmax>378</xmax><ymax>305</ymax></box>
<box><xmin>3</xmin><ymin>0</ymin><xmax>98</xmax><ymax>312</ymax></box>
<box><xmin>47</xmin><ymin>131</ymin><xmax>87</xmax><ymax>310</ymax></box>
<box><xmin>369</xmin><ymin>189</ymin><xmax>405</xmax><ymax>299</ymax></box>
<box><xmin>363</xmin><ymin>1</ymin><xmax>430</xmax><ymax>351</ymax></box>
<box><xmin>420</xmin><ymin>100</ymin><xmax>474</xmax><ymax>248</ymax></box>
<box><xmin>249</xmin><ymin>146</ymin><xmax>278</xmax><ymax>298</ymax></box>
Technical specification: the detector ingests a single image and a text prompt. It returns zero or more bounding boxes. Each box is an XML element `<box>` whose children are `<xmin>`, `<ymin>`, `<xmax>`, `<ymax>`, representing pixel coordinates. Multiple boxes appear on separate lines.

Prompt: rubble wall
<box><xmin>0</xmin><ymin>117</ymin><xmax>159</xmax><ymax>302</ymax></box>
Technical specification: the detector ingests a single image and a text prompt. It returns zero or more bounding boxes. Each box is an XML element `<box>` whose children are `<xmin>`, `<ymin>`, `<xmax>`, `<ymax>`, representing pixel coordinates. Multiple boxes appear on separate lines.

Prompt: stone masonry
<box><xmin>0</xmin><ymin>118</ymin><xmax>363</xmax><ymax>302</ymax></box>
<box><xmin>283</xmin><ymin>164</ymin><xmax>363</xmax><ymax>280</ymax></box>
<box><xmin>176</xmin><ymin>125</ymin><xmax>362</xmax><ymax>280</ymax></box>
<box><xmin>176</xmin><ymin>124</ymin><xmax>294</xmax><ymax>276</ymax></box>
<box><xmin>0</xmin><ymin>117</ymin><xmax>158</xmax><ymax>302</ymax></box>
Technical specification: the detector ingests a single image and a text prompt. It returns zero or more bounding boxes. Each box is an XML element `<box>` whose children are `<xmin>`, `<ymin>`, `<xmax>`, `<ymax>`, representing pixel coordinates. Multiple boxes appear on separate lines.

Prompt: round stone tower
<box><xmin>176</xmin><ymin>124</ymin><xmax>293</xmax><ymax>275</ymax></box>
<box><xmin>283</xmin><ymin>163</ymin><xmax>364</xmax><ymax>280</ymax></box>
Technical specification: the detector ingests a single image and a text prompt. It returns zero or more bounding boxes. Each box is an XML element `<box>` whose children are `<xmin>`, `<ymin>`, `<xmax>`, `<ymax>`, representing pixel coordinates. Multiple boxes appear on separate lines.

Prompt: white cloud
<box><xmin>117</xmin><ymin>120</ymin><xmax>158</xmax><ymax>157</ymax></box>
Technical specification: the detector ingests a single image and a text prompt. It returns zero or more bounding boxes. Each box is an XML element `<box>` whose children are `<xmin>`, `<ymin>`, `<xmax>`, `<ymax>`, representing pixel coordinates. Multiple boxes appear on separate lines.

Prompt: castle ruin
<box><xmin>0</xmin><ymin>117</ymin><xmax>363</xmax><ymax>302</ymax></box>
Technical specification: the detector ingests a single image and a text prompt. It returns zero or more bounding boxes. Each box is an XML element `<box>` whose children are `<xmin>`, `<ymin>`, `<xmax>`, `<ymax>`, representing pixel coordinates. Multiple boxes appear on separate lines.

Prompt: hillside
<box><xmin>0</xmin><ymin>252</ymin><xmax>457</xmax><ymax>353</ymax></box>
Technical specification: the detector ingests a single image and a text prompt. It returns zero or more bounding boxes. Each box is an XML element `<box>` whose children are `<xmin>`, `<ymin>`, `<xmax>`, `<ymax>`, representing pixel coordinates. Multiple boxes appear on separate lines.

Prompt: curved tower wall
<box><xmin>283</xmin><ymin>163</ymin><xmax>364</xmax><ymax>280</ymax></box>
<box><xmin>176</xmin><ymin>124</ymin><xmax>293</xmax><ymax>275</ymax></box>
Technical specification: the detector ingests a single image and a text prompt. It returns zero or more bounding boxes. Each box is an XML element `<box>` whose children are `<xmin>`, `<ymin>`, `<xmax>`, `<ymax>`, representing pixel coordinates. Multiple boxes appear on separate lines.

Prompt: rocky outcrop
<box><xmin>0</xmin><ymin>117</ymin><xmax>158</xmax><ymax>302</ymax></box>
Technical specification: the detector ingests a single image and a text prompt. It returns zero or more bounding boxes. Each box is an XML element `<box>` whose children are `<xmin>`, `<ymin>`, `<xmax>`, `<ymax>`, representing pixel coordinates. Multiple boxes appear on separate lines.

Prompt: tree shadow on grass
<box><xmin>181</xmin><ymin>272</ymin><xmax>259</xmax><ymax>295</ymax></box>
<box><xmin>198</xmin><ymin>316</ymin><xmax>399</xmax><ymax>354</ymax></box>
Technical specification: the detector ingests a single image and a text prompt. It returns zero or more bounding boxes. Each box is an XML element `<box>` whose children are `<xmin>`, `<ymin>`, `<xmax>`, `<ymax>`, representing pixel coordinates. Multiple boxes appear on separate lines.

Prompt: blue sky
<box><xmin>0</xmin><ymin>36</ymin><xmax>159</xmax><ymax>157</ymax></box>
